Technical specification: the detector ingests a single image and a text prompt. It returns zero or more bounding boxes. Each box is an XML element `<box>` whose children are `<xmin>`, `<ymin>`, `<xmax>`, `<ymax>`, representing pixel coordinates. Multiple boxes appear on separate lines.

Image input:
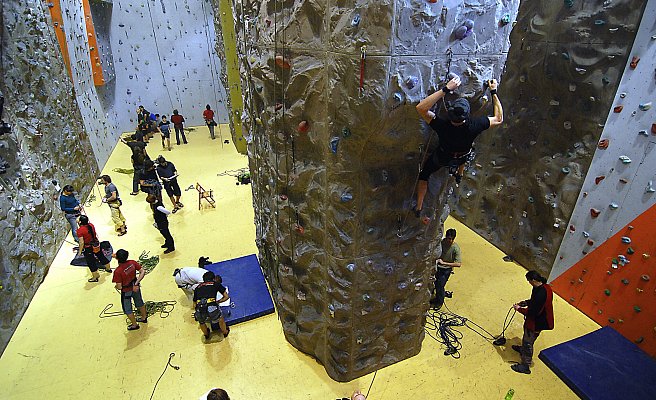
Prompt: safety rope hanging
<box><xmin>359</xmin><ymin>45</ymin><xmax>366</xmax><ymax>97</ymax></box>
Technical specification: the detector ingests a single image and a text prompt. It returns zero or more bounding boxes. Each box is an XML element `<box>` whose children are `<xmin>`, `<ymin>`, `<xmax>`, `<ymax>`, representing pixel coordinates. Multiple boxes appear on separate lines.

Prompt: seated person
<box><xmin>193</xmin><ymin>271</ymin><xmax>230</xmax><ymax>340</ymax></box>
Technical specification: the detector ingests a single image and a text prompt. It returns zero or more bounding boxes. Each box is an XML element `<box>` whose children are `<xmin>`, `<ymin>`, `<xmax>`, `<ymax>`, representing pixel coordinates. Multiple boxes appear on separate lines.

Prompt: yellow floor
<box><xmin>0</xmin><ymin>125</ymin><xmax>599</xmax><ymax>399</ymax></box>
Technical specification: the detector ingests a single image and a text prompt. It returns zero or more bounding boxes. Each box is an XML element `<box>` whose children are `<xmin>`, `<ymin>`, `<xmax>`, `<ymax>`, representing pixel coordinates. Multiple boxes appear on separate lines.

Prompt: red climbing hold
<box><xmin>595</xmin><ymin>175</ymin><xmax>605</xmax><ymax>184</ymax></box>
<box><xmin>275</xmin><ymin>103</ymin><xmax>283</xmax><ymax>111</ymax></box>
<box><xmin>275</xmin><ymin>55</ymin><xmax>291</xmax><ymax>69</ymax></box>
<box><xmin>422</xmin><ymin>216</ymin><xmax>431</xmax><ymax>225</ymax></box>
<box><xmin>590</xmin><ymin>208</ymin><xmax>601</xmax><ymax>218</ymax></box>
<box><xmin>597</xmin><ymin>139</ymin><xmax>609</xmax><ymax>149</ymax></box>
<box><xmin>295</xmin><ymin>224</ymin><xmax>305</xmax><ymax>234</ymax></box>
<box><xmin>279</xmin><ymin>194</ymin><xmax>288</xmax><ymax>201</ymax></box>
<box><xmin>298</xmin><ymin>120</ymin><xmax>309</xmax><ymax>133</ymax></box>
<box><xmin>569</xmin><ymin>225</ymin><xmax>576</xmax><ymax>232</ymax></box>
<box><xmin>587</xmin><ymin>239</ymin><xmax>594</xmax><ymax>246</ymax></box>
<box><xmin>651</xmin><ymin>123</ymin><xmax>656</xmax><ymax>134</ymax></box>
<box><xmin>613</xmin><ymin>105</ymin><xmax>623</xmax><ymax>113</ymax></box>
<box><xmin>630</xmin><ymin>56</ymin><xmax>640</xmax><ymax>69</ymax></box>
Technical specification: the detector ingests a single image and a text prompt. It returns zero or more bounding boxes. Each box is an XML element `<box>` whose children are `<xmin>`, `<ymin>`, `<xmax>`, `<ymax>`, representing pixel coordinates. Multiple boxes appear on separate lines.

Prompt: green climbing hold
<box><xmin>634</xmin><ymin>306</ymin><xmax>641</xmax><ymax>312</ymax></box>
<box><xmin>602</xmin><ymin>76</ymin><xmax>610</xmax><ymax>85</ymax></box>
<box><xmin>594</xmin><ymin>20</ymin><xmax>606</xmax><ymax>26</ymax></box>
<box><xmin>612</xmin><ymin>258</ymin><xmax>618</xmax><ymax>264</ymax></box>
<box><xmin>604</xmin><ymin>289</ymin><xmax>611</xmax><ymax>296</ymax></box>
<box><xmin>627</xmin><ymin>247</ymin><xmax>634</xmax><ymax>255</ymax></box>
<box><xmin>341</xmin><ymin>127</ymin><xmax>352</xmax><ymax>138</ymax></box>
<box><xmin>608</xmin><ymin>318</ymin><xmax>615</xmax><ymax>323</ymax></box>
<box><xmin>501</xmin><ymin>14</ymin><xmax>511</xmax><ymax>26</ymax></box>
<box><xmin>564</xmin><ymin>0</ymin><xmax>574</xmax><ymax>7</ymax></box>
<box><xmin>621</xmin><ymin>279</ymin><xmax>629</xmax><ymax>285</ymax></box>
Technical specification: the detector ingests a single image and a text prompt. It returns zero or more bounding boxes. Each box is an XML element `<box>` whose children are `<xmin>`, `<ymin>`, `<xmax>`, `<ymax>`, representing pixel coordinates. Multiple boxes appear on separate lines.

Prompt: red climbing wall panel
<box><xmin>81</xmin><ymin>0</ymin><xmax>105</xmax><ymax>86</ymax></box>
<box><xmin>46</xmin><ymin>0</ymin><xmax>72</xmax><ymax>81</ymax></box>
<box><xmin>552</xmin><ymin>205</ymin><xmax>656</xmax><ymax>356</ymax></box>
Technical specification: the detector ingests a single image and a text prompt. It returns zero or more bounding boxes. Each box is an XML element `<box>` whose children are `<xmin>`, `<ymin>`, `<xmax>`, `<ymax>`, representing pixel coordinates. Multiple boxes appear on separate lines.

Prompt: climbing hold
<box><xmin>421</xmin><ymin>216</ymin><xmax>431</xmax><ymax>225</ymax></box>
<box><xmin>454</xmin><ymin>25</ymin><xmax>469</xmax><ymax>40</ymax></box>
<box><xmin>294</xmin><ymin>224</ymin><xmax>305</xmax><ymax>234</ymax></box>
<box><xmin>587</xmin><ymin>239</ymin><xmax>594</xmax><ymax>246</ymax></box>
<box><xmin>619</xmin><ymin>155</ymin><xmax>631</xmax><ymax>164</ymax></box>
<box><xmin>583</xmin><ymin>192</ymin><xmax>588</xmax><ymax>197</ymax></box>
<box><xmin>637</xmin><ymin>288</ymin><xmax>644</xmax><ymax>293</ymax></box>
<box><xmin>634</xmin><ymin>306</ymin><xmax>641</xmax><ymax>313</ymax></box>
<box><xmin>593</xmin><ymin>300</ymin><xmax>599</xmax><ymax>305</ymax></box>
<box><xmin>528</xmin><ymin>196</ymin><xmax>534</xmax><ymax>203</ymax></box>
<box><xmin>627</xmin><ymin>247</ymin><xmax>634</xmax><ymax>255</ymax></box>
<box><xmin>590</xmin><ymin>208</ymin><xmax>601</xmax><ymax>218</ymax></box>
<box><xmin>578</xmin><ymin>278</ymin><xmax>584</xmax><ymax>283</ymax></box>
<box><xmin>602</xmin><ymin>76</ymin><xmax>610</xmax><ymax>85</ymax></box>
<box><xmin>630</xmin><ymin>56</ymin><xmax>640</xmax><ymax>69</ymax></box>
<box><xmin>635</xmin><ymin>337</ymin><xmax>644</xmax><ymax>344</ymax></box>
<box><xmin>613</xmin><ymin>105</ymin><xmax>623</xmax><ymax>113</ymax></box>
<box><xmin>561</xmin><ymin>167</ymin><xmax>570</xmax><ymax>174</ymax></box>
<box><xmin>340</xmin><ymin>192</ymin><xmax>353</xmax><ymax>202</ymax></box>
<box><xmin>275</xmin><ymin>55</ymin><xmax>291</xmax><ymax>69</ymax></box>
<box><xmin>621</xmin><ymin>279</ymin><xmax>629</xmax><ymax>285</ymax></box>
<box><xmin>274</xmin><ymin>103</ymin><xmax>283</xmax><ymax>111</ymax></box>
<box><xmin>569</xmin><ymin>225</ymin><xmax>576</xmax><ymax>232</ymax></box>
<box><xmin>641</xmin><ymin>274</ymin><xmax>650</xmax><ymax>281</ymax></box>
<box><xmin>563</xmin><ymin>121</ymin><xmax>572</xmax><ymax>130</ymax></box>
<box><xmin>569</xmin><ymin>297</ymin><xmax>575</xmax><ymax>302</ymax></box>
<box><xmin>463</xmin><ymin>19</ymin><xmax>474</xmax><ymax>30</ymax></box>
<box><xmin>346</xmin><ymin>263</ymin><xmax>355</xmax><ymax>272</ymax></box>
<box><xmin>500</xmin><ymin>14</ymin><xmax>511</xmax><ymax>26</ymax></box>
<box><xmin>297</xmin><ymin>120</ymin><xmax>309</xmax><ymax>133</ymax></box>
<box><xmin>329</xmin><ymin>137</ymin><xmax>340</xmax><ymax>153</ymax></box>
<box><xmin>576</xmin><ymin>68</ymin><xmax>587</xmax><ymax>74</ymax></box>
<box><xmin>598</xmin><ymin>309</ymin><xmax>603</xmax><ymax>315</ymax></box>
<box><xmin>639</xmin><ymin>102</ymin><xmax>652</xmax><ymax>111</ymax></box>
<box><xmin>341</xmin><ymin>127</ymin><xmax>351</xmax><ymax>138</ymax></box>
<box><xmin>393</xmin><ymin>92</ymin><xmax>405</xmax><ymax>104</ymax></box>
<box><xmin>621</xmin><ymin>236</ymin><xmax>631</xmax><ymax>244</ymax></box>
<box><xmin>351</xmin><ymin>14</ymin><xmax>361</xmax><ymax>27</ymax></box>
<box><xmin>643</xmin><ymin>253</ymin><xmax>650</xmax><ymax>259</ymax></box>
<box><xmin>619</xmin><ymin>178</ymin><xmax>629</xmax><ymax>184</ymax></box>
<box><xmin>597</xmin><ymin>139</ymin><xmax>609</xmax><ymax>149</ymax></box>
<box><xmin>362</xmin><ymin>294</ymin><xmax>370</xmax><ymax>301</ymax></box>
<box><xmin>604</xmin><ymin>289</ymin><xmax>611</xmax><ymax>296</ymax></box>
<box><xmin>638</xmin><ymin>130</ymin><xmax>648</xmax><ymax>136</ymax></box>
<box><xmin>594</xmin><ymin>19</ymin><xmax>606</xmax><ymax>25</ymax></box>
<box><xmin>646</xmin><ymin>181</ymin><xmax>656</xmax><ymax>193</ymax></box>
<box><xmin>620</xmin><ymin>92</ymin><xmax>626</xmax><ymax>98</ymax></box>
<box><xmin>609</xmin><ymin>202</ymin><xmax>619</xmax><ymax>210</ymax></box>
<box><xmin>608</xmin><ymin>318</ymin><xmax>615</xmax><ymax>323</ymax></box>
<box><xmin>405</xmin><ymin>76</ymin><xmax>418</xmax><ymax>89</ymax></box>
<box><xmin>279</xmin><ymin>194</ymin><xmax>288</xmax><ymax>201</ymax></box>
<box><xmin>582</xmin><ymin>269</ymin><xmax>588</xmax><ymax>274</ymax></box>
<box><xmin>652</xmin><ymin>123</ymin><xmax>656</xmax><ymax>134</ymax></box>
<box><xmin>595</xmin><ymin>175</ymin><xmax>605</xmax><ymax>184</ymax></box>
<box><xmin>564</xmin><ymin>0</ymin><xmax>574</xmax><ymax>7</ymax></box>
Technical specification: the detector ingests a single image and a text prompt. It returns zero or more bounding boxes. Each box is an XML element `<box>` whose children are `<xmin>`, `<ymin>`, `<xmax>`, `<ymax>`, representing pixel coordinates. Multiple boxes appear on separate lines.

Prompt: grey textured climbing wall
<box><xmin>0</xmin><ymin>0</ymin><xmax>98</xmax><ymax>353</ymax></box>
<box><xmin>231</xmin><ymin>0</ymin><xmax>518</xmax><ymax>381</ymax></box>
<box><xmin>452</xmin><ymin>0</ymin><xmax>647</xmax><ymax>277</ymax></box>
<box><xmin>108</xmin><ymin>0</ymin><xmax>229</xmax><ymax>134</ymax></box>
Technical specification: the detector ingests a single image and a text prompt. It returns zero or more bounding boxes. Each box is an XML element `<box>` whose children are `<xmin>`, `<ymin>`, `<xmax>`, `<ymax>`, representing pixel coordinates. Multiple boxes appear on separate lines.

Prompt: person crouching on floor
<box><xmin>193</xmin><ymin>271</ymin><xmax>230</xmax><ymax>340</ymax></box>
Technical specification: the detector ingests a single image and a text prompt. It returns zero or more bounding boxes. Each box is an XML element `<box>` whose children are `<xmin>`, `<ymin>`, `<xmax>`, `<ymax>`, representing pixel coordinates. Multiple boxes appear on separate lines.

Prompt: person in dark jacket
<box><xmin>146</xmin><ymin>194</ymin><xmax>175</xmax><ymax>253</ymax></box>
<box><xmin>511</xmin><ymin>270</ymin><xmax>554</xmax><ymax>374</ymax></box>
<box><xmin>59</xmin><ymin>185</ymin><xmax>82</xmax><ymax>244</ymax></box>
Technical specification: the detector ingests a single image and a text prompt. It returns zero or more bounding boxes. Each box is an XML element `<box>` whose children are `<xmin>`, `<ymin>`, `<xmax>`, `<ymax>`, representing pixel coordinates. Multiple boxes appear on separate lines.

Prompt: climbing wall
<box><xmin>108</xmin><ymin>0</ymin><xmax>229</xmax><ymax>133</ymax></box>
<box><xmin>56</xmin><ymin>0</ymin><xmax>120</xmax><ymax>166</ymax></box>
<box><xmin>0</xmin><ymin>0</ymin><xmax>98</xmax><ymax>353</ymax></box>
<box><xmin>550</xmin><ymin>0</ymin><xmax>656</xmax><ymax>356</ymax></box>
<box><xmin>232</xmin><ymin>0</ymin><xmax>519</xmax><ymax>381</ymax></box>
<box><xmin>451</xmin><ymin>0</ymin><xmax>647</xmax><ymax>277</ymax></box>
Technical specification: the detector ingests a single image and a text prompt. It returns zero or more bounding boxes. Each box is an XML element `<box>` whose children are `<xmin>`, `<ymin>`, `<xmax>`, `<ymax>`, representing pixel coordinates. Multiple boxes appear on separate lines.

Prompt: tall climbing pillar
<box><xmin>226</xmin><ymin>0</ymin><xmax>518</xmax><ymax>381</ymax></box>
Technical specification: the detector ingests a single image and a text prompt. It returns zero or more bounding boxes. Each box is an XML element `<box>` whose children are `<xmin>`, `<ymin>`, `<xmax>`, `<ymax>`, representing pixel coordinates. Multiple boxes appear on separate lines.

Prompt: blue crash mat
<box><xmin>204</xmin><ymin>254</ymin><xmax>274</xmax><ymax>325</ymax></box>
<box><xmin>539</xmin><ymin>326</ymin><xmax>656</xmax><ymax>400</ymax></box>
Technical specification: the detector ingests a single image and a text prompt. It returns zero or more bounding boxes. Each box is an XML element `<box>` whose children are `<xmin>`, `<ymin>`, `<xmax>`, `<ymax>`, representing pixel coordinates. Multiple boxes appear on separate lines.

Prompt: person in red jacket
<box><xmin>112</xmin><ymin>249</ymin><xmax>148</xmax><ymax>331</ymax></box>
<box><xmin>170</xmin><ymin>109</ymin><xmax>187</xmax><ymax>145</ymax></box>
<box><xmin>203</xmin><ymin>104</ymin><xmax>216</xmax><ymax>140</ymax></box>
<box><xmin>511</xmin><ymin>270</ymin><xmax>554</xmax><ymax>374</ymax></box>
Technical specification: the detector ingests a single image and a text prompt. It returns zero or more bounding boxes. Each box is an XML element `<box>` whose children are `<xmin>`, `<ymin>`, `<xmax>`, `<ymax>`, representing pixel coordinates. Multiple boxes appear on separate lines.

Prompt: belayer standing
<box><xmin>511</xmin><ymin>270</ymin><xmax>554</xmax><ymax>374</ymax></box>
<box><xmin>414</xmin><ymin>76</ymin><xmax>503</xmax><ymax>217</ymax></box>
<box><xmin>193</xmin><ymin>271</ymin><xmax>230</xmax><ymax>340</ymax></box>
<box><xmin>203</xmin><ymin>104</ymin><xmax>217</xmax><ymax>140</ymax></box>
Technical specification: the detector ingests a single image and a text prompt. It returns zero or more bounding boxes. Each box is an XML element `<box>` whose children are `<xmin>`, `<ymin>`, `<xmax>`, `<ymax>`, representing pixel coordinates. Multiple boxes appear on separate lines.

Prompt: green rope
<box><xmin>112</xmin><ymin>167</ymin><xmax>135</xmax><ymax>175</ymax></box>
<box><xmin>84</xmin><ymin>193</ymin><xmax>96</xmax><ymax>207</ymax></box>
<box><xmin>99</xmin><ymin>300</ymin><xmax>177</xmax><ymax>325</ymax></box>
<box><xmin>139</xmin><ymin>250</ymin><xmax>160</xmax><ymax>274</ymax></box>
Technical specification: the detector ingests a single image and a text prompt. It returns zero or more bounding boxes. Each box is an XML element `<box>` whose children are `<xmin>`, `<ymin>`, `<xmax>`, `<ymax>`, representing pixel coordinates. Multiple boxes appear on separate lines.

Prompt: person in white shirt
<box><xmin>173</xmin><ymin>257</ymin><xmax>212</xmax><ymax>299</ymax></box>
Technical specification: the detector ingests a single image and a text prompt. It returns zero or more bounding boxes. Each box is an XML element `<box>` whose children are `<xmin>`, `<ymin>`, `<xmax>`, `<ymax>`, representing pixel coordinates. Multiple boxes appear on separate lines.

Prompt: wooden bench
<box><xmin>195</xmin><ymin>182</ymin><xmax>215</xmax><ymax>210</ymax></box>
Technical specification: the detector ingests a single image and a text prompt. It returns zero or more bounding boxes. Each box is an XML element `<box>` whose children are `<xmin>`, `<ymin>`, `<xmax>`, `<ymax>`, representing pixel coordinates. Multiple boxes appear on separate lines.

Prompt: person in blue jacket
<box><xmin>59</xmin><ymin>185</ymin><xmax>82</xmax><ymax>244</ymax></box>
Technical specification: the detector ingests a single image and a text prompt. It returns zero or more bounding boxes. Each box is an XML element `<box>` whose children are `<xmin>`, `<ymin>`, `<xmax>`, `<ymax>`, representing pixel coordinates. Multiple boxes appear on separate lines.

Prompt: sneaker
<box><xmin>161</xmin><ymin>244</ymin><xmax>168</xmax><ymax>248</ymax></box>
<box><xmin>163</xmin><ymin>248</ymin><xmax>175</xmax><ymax>254</ymax></box>
<box><xmin>177</xmin><ymin>202</ymin><xmax>184</xmax><ymax>208</ymax></box>
<box><xmin>129</xmin><ymin>192</ymin><xmax>139</xmax><ymax>196</ymax></box>
<box><xmin>511</xmin><ymin>363</ymin><xmax>531</xmax><ymax>374</ymax></box>
<box><xmin>445</xmin><ymin>291</ymin><xmax>453</xmax><ymax>298</ymax></box>
<box><xmin>511</xmin><ymin>345</ymin><xmax>522</xmax><ymax>353</ymax></box>
<box><xmin>127</xmin><ymin>324</ymin><xmax>140</xmax><ymax>331</ymax></box>
<box><xmin>172</xmin><ymin>207</ymin><xmax>178</xmax><ymax>214</ymax></box>
<box><xmin>223</xmin><ymin>328</ymin><xmax>230</xmax><ymax>338</ymax></box>
<box><xmin>137</xmin><ymin>317</ymin><xmax>148</xmax><ymax>323</ymax></box>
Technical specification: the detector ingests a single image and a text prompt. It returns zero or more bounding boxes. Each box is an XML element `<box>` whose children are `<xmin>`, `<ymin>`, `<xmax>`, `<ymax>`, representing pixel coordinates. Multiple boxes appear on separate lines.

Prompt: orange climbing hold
<box><xmin>595</xmin><ymin>176</ymin><xmax>605</xmax><ymax>184</ymax></box>
<box><xmin>275</xmin><ymin>55</ymin><xmax>291</xmax><ymax>69</ymax></box>
<box><xmin>597</xmin><ymin>139</ymin><xmax>609</xmax><ymax>149</ymax></box>
<box><xmin>298</xmin><ymin>120</ymin><xmax>309</xmax><ymax>133</ymax></box>
<box><xmin>630</xmin><ymin>56</ymin><xmax>640</xmax><ymax>69</ymax></box>
<box><xmin>590</xmin><ymin>208</ymin><xmax>601</xmax><ymax>218</ymax></box>
<box><xmin>613</xmin><ymin>105</ymin><xmax>623</xmax><ymax>113</ymax></box>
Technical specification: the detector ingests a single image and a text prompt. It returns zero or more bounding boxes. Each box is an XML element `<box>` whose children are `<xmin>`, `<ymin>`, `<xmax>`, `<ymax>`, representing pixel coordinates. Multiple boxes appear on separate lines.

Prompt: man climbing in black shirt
<box><xmin>414</xmin><ymin>76</ymin><xmax>503</xmax><ymax>217</ymax></box>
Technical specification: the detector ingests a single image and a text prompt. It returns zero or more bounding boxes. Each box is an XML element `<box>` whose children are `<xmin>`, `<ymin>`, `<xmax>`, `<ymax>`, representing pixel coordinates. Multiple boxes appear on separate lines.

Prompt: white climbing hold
<box><xmin>619</xmin><ymin>155</ymin><xmax>632</xmax><ymax>163</ymax></box>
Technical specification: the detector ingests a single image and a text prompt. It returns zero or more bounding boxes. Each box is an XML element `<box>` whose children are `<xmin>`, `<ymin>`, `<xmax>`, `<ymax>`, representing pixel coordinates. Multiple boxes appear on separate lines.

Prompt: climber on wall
<box><xmin>413</xmin><ymin>76</ymin><xmax>503</xmax><ymax>217</ymax></box>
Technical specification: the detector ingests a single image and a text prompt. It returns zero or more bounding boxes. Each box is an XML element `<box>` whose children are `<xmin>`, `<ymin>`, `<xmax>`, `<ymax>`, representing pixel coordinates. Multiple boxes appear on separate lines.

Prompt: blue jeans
<box><xmin>433</xmin><ymin>267</ymin><xmax>452</xmax><ymax>307</ymax></box>
<box><xmin>121</xmin><ymin>290</ymin><xmax>145</xmax><ymax>315</ymax></box>
<box><xmin>65</xmin><ymin>213</ymin><xmax>79</xmax><ymax>243</ymax></box>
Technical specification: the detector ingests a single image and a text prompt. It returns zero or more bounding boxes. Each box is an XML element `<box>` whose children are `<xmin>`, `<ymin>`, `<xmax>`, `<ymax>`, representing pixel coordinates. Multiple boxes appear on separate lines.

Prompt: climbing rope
<box><xmin>99</xmin><ymin>300</ymin><xmax>177</xmax><ymax>324</ymax></box>
<box><xmin>138</xmin><ymin>250</ymin><xmax>160</xmax><ymax>274</ymax></box>
<box><xmin>112</xmin><ymin>167</ymin><xmax>134</xmax><ymax>175</ymax></box>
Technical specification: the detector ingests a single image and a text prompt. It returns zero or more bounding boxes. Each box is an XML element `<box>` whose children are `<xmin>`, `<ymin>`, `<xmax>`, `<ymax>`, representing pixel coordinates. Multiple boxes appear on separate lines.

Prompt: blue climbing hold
<box><xmin>639</xmin><ymin>102</ymin><xmax>652</xmax><ymax>111</ymax></box>
<box><xmin>594</xmin><ymin>19</ymin><xmax>606</xmax><ymax>26</ymax></box>
<box><xmin>454</xmin><ymin>25</ymin><xmax>469</xmax><ymax>40</ymax></box>
<box><xmin>501</xmin><ymin>14</ymin><xmax>511</xmax><ymax>26</ymax></box>
<box><xmin>346</xmin><ymin>263</ymin><xmax>355</xmax><ymax>272</ymax></box>
<box><xmin>621</xmin><ymin>236</ymin><xmax>631</xmax><ymax>244</ymax></box>
<box><xmin>351</xmin><ymin>14</ymin><xmax>361</xmax><ymax>27</ymax></box>
<box><xmin>463</xmin><ymin>19</ymin><xmax>474</xmax><ymax>30</ymax></box>
<box><xmin>330</xmin><ymin>137</ymin><xmax>340</xmax><ymax>153</ymax></box>
<box><xmin>393</xmin><ymin>92</ymin><xmax>405</xmax><ymax>104</ymax></box>
<box><xmin>405</xmin><ymin>76</ymin><xmax>418</xmax><ymax>89</ymax></box>
<box><xmin>340</xmin><ymin>192</ymin><xmax>353</xmax><ymax>202</ymax></box>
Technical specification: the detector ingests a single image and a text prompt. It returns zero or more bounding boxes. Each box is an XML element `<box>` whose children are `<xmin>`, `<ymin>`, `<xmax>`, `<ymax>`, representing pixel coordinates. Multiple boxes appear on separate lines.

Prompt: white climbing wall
<box><xmin>108</xmin><ymin>0</ymin><xmax>229</xmax><ymax>134</ymax></box>
<box><xmin>551</xmin><ymin>0</ymin><xmax>656</xmax><ymax>281</ymax></box>
<box><xmin>58</xmin><ymin>0</ymin><xmax>119</xmax><ymax>166</ymax></box>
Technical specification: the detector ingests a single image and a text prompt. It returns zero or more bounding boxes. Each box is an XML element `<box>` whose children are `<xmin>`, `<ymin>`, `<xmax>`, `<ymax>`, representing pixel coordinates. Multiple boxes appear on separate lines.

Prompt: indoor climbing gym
<box><xmin>1</xmin><ymin>0</ymin><xmax>656</xmax><ymax>399</ymax></box>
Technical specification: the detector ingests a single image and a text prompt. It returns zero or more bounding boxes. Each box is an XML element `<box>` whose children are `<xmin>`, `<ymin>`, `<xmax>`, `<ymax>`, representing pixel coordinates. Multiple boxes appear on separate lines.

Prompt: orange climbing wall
<box><xmin>46</xmin><ymin>0</ymin><xmax>72</xmax><ymax>81</ymax></box>
<box><xmin>82</xmin><ymin>0</ymin><xmax>104</xmax><ymax>86</ymax></box>
<box><xmin>551</xmin><ymin>204</ymin><xmax>656</xmax><ymax>356</ymax></box>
